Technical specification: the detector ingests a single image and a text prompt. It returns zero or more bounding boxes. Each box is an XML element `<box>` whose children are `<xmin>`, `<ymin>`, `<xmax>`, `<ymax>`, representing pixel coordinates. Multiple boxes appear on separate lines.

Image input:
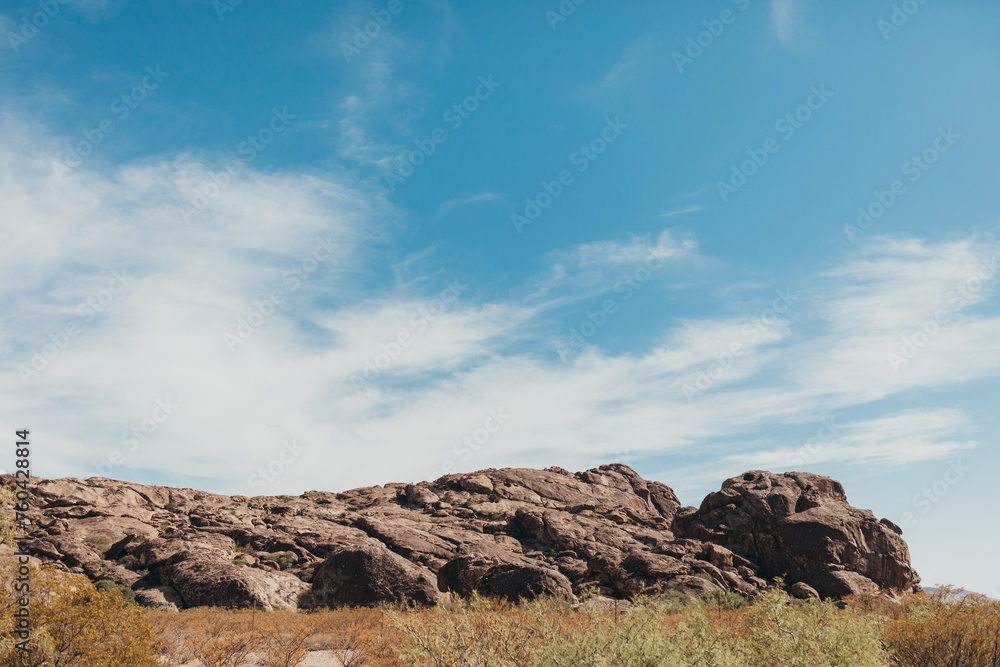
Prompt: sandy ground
<box><xmin>172</xmin><ymin>650</ymin><xmax>350</xmax><ymax>666</ymax></box>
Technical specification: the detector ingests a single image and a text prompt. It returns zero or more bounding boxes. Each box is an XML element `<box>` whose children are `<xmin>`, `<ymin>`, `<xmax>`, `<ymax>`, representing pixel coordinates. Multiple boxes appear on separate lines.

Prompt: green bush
<box><xmin>390</xmin><ymin>588</ymin><xmax>888</xmax><ymax>666</ymax></box>
<box><xmin>260</xmin><ymin>553</ymin><xmax>296</xmax><ymax>570</ymax></box>
<box><xmin>84</xmin><ymin>534</ymin><xmax>114</xmax><ymax>558</ymax></box>
<box><xmin>118</xmin><ymin>553</ymin><xmax>140</xmax><ymax>569</ymax></box>
<box><xmin>703</xmin><ymin>588</ymin><xmax>749</xmax><ymax>610</ymax></box>
<box><xmin>95</xmin><ymin>579</ymin><xmax>137</xmax><ymax>605</ymax></box>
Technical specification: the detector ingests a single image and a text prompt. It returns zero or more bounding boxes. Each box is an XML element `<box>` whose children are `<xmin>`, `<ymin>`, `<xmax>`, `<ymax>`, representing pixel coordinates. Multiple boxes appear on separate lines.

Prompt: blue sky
<box><xmin>1</xmin><ymin>0</ymin><xmax>999</xmax><ymax>594</ymax></box>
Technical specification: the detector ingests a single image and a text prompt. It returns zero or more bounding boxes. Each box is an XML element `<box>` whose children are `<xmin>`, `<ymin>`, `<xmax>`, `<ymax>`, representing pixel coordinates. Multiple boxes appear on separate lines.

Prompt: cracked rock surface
<box><xmin>4</xmin><ymin>464</ymin><xmax>920</xmax><ymax>609</ymax></box>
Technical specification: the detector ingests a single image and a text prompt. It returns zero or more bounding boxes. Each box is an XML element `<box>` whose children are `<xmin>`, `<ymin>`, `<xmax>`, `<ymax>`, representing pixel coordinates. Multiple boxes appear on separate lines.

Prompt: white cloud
<box><xmin>770</xmin><ymin>0</ymin><xmax>814</xmax><ymax>50</ymax></box>
<box><xmin>3</xmin><ymin>117</ymin><xmax>1000</xmax><ymax>499</ymax></box>
<box><xmin>552</xmin><ymin>229</ymin><xmax>697</xmax><ymax>268</ymax></box>
<box><xmin>724</xmin><ymin>408</ymin><xmax>979</xmax><ymax>471</ymax></box>
<box><xmin>658</xmin><ymin>205</ymin><xmax>707</xmax><ymax>219</ymax></box>
<box><xmin>433</xmin><ymin>192</ymin><xmax>504</xmax><ymax>221</ymax></box>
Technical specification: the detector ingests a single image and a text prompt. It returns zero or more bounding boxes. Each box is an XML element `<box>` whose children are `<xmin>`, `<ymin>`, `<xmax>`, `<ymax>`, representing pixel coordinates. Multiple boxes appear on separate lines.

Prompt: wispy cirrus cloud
<box><xmin>658</xmin><ymin>204</ymin><xmax>708</xmax><ymax>219</ymax></box>
<box><xmin>577</xmin><ymin>34</ymin><xmax>656</xmax><ymax>95</ymax></box>
<box><xmin>433</xmin><ymin>192</ymin><xmax>505</xmax><ymax>221</ymax></box>
<box><xmin>724</xmin><ymin>408</ymin><xmax>979</xmax><ymax>471</ymax></box>
<box><xmin>770</xmin><ymin>0</ymin><xmax>815</xmax><ymax>50</ymax></box>
<box><xmin>551</xmin><ymin>229</ymin><xmax>697</xmax><ymax>268</ymax></box>
<box><xmin>3</xmin><ymin>116</ymin><xmax>999</xmax><ymax>501</ymax></box>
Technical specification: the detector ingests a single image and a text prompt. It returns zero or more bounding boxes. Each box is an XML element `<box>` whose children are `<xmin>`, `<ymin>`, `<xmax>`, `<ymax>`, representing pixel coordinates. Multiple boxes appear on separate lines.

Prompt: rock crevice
<box><xmin>4</xmin><ymin>465</ymin><xmax>919</xmax><ymax>609</ymax></box>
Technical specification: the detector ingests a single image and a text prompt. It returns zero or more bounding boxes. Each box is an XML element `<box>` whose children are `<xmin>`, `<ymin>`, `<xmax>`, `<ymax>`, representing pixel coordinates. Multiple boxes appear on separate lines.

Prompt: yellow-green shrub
<box><xmin>884</xmin><ymin>587</ymin><xmax>1000</xmax><ymax>667</ymax></box>
<box><xmin>0</xmin><ymin>557</ymin><xmax>161</xmax><ymax>666</ymax></box>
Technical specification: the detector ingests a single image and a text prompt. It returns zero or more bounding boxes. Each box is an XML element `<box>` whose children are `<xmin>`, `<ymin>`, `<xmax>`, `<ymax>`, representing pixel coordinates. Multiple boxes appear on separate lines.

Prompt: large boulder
<box><xmin>660</xmin><ymin>575</ymin><xmax>721</xmax><ymax>597</ymax></box>
<box><xmin>673</xmin><ymin>470</ymin><xmax>920</xmax><ymax>599</ymax></box>
<box><xmin>437</xmin><ymin>555</ymin><xmax>499</xmax><ymax>596</ymax></box>
<box><xmin>133</xmin><ymin>584</ymin><xmax>184</xmax><ymax>611</ymax></box>
<box><xmin>158</xmin><ymin>552</ymin><xmax>308</xmax><ymax>610</ymax></box>
<box><xmin>479</xmin><ymin>562</ymin><xmax>575</xmax><ymax>601</ymax></box>
<box><xmin>312</xmin><ymin>545</ymin><xmax>440</xmax><ymax>607</ymax></box>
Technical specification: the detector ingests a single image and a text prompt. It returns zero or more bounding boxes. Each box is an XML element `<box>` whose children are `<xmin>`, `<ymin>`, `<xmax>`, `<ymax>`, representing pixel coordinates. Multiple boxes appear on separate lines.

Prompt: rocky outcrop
<box><xmin>311</xmin><ymin>544</ymin><xmax>440</xmax><ymax>607</ymax></box>
<box><xmin>438</xmin><ymin>557</ymin><xmax>575</xmax><ymax>601</ymax></box>
<box><xmin>2</xmin><ymin>464</ymin><xmax>920</xmax><ymax>610</ymax></box>
<box><xmin>673</xmin><ymin>470</ymin><xmax>921</xmax><ymax>599</ymax></box>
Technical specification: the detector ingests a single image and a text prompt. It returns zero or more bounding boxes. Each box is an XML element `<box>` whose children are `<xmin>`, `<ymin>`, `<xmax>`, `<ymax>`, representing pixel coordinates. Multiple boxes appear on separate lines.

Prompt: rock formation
<box><xmin>2</xmin><ymin>464</ymin><xmax>920</xmax><ymax>610</ymax></box>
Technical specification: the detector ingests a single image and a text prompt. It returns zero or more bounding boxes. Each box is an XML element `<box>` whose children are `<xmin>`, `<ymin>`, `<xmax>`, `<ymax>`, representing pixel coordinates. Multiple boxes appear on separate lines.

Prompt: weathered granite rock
<box><xmin>2</xmin><ymin>464</ymin><xmax>919</xmax><ymax>609</ymax></box>
<box><xmin>478</xmin><ymin>562</ymin><xmax>575</xmax><ymax>601</ymax></box>
<box><xmin>673</xmin><ymin>470</ymin><xmax>920</xmax><ymax>599</ymax></box>
<box><xmin>312</xmin><ymin>544</ymin><xmax>440</xmax><ymax>607</ymax></box>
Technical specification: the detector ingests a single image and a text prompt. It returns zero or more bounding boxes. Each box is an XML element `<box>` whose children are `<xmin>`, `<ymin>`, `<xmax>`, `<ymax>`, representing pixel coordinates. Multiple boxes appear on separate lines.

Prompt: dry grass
<box><xmin>880</xmin><ymin>587</ymin><xmax>1000</xmax><ymax>666</ymax></box>
<box><xmin>149</xmin><ymin>606</ymin><xmax>404</xmax><ymax>667</ymax></box>
<box><xmin>3</xmin><ymin>551</ymin><xmax>1000</xmax><ymax>667</ymax></box>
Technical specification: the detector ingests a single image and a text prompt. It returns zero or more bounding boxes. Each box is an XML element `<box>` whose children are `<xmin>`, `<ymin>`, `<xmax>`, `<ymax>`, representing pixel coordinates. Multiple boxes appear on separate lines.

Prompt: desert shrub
<box><xmin>87</xmin><ymin>581</ymin><xmax>1000</xmax><ymax>667</ymax></box>
<box><xmin>0</xmin><ymin>558</ymin><xmax>161</xmax><ymax>666</ymax></box>
<box><xmin>884</xmin><ymin>587</ymin><xmax>1000</xmax><ymax>666</ymax></box>
<box><xmin>393</xmin><ymin>594</ymin><xmax>537</xmax><ymax>666</ymax></box>
<box><xmin>702</xmin><ymin>588</ymin><xmax>749</xmax><ymax>610</ymax></box>
<box><xmin>95</xmin><ymin>579</ymin><xmax>137</xmax><ymax>605</ymax></box>
<box><xmin>0</xmin><ymin>487</ymin><xmax>23</xmax><ymax>548</ymax></box>
<box><xmin>164</xmin><ymin>500</ymin><xmax>181</xmax><ymax>513</ymax></box>
<box><xmin>178</xmin><ymin>608</ymin><xmax>261</xmax><ymax>667</ymax></box>
<box><xmin>118</xmin><ymin>553</ymin><xmax>139</xmax><ymax>569</ymax></box>
<box><xmin>259</xmin><ymin>553</ymin><xmax>296</xmax><ymax>571</ymax></box>
<box><xmin>83</xmin><ymin>534</ymin><xmax>113</xmax><ymax>558</ymax></box>
<box><xmin>147</xmin><ymin>607</ymin><xmax>405</xmax><ymax>667</ymax></box>
<box><xmin>731</xmin><ymin>588</ymin><xmax>886</xmax><ymax>666</ymax></box>
<box><xmin>385</xmin><ymin>588</ymin><xmax>888</xmax><ymax>667</ymax></box>
<box><xmin>316</xmin><ymin>608</ymin><xmax>406</xmax><ymax>666</ymax></box>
